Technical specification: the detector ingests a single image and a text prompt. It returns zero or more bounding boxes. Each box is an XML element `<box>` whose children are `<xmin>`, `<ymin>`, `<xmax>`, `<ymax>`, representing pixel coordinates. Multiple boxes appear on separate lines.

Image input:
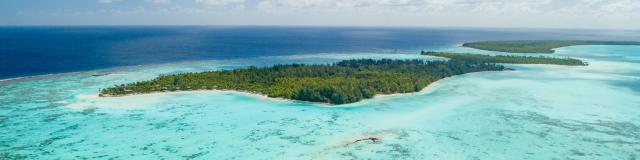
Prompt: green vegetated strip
<box><xmin>100</xmin><ymin>59</ymin><xmax>506</xmax><ymax>104</ymax></box>
<box><xmin>422</xmin><ymin>51</ymin><xmax>587</xmax><ymax>66</ymax></box>
<box><xmin>462</xmin><ymin>40</ymin><xmax>640</xmax><ymax>53</ymax></box>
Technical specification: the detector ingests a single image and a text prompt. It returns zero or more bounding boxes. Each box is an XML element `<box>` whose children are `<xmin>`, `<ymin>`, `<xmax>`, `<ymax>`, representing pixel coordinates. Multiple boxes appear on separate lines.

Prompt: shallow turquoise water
<box><xmin>1</xmin><ymin>47</ymin><xmax>639</xmax><ymax>159</ymax></box>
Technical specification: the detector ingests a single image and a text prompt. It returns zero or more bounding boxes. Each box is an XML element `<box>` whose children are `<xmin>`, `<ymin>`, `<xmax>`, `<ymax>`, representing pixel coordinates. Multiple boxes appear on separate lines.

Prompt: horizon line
<box><xmin>0</xmin><ymin>24</ymin><xmax>638</xmax><ymax>32</ymax></box>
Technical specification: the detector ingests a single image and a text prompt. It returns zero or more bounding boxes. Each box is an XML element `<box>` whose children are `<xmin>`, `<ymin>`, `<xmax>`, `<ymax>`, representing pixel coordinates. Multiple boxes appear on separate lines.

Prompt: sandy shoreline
<box><xmin>368</xmin><ymin>80</ymin><xmax>442</xmax><ymax>100</ymax></box>
<box><xmin>95</xmin><ymin>76</ymin><xmax>450</xmax><ymax>107</ymax></box>
<box><xmin>97</xmin><ymin>89</ymin><xmax>313</xmax><ymax>104</ymax></box>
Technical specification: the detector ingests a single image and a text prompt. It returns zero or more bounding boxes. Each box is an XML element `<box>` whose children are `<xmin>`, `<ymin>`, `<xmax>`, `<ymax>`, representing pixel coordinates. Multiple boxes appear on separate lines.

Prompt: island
<box><xmin>100</xmin><ymin>59</ymin><xmax>506</xmax><ymax>104</ymax></box>
<box><xmin>462</xmin><ymin>40</ymin><xmax>640</xmax><ymax>53</ymax></box>
<box><xmin>421</xmin><ymin>51</ymin><xmax>587</xmax><ymax>66</ymax></box>
<box><xmin>100</xmin><ymin>48</ymin><xmax>592</xmax><ymax>105</ymax></box>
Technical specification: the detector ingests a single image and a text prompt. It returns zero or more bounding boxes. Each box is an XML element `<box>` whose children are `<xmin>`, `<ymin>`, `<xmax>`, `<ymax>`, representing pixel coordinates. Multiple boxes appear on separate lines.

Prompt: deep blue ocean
<box><xmin>1</xmin><ymin>26</ymin><xmax>639</xmax><ymax>79</ymax></box>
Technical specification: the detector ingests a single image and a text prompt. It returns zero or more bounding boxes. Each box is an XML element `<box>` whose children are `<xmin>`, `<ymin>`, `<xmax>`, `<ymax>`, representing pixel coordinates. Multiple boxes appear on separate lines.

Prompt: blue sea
<box><xmin>1</xmin><ymin>27</ymin><xmax>640</xmax><ymax>159</ymax></box>
<box><xmin>2</xmin><ymin>26</ymin><xmax>639</xmax><ymax>79</ymax></box>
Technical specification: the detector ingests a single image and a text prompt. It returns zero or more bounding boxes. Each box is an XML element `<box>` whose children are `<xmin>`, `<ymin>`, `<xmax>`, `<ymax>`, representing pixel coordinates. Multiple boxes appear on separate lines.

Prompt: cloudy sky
<box><xmin>0</xmin><ymin>0</ymin><xmax>638</xmax><ymax>29</ymax></box>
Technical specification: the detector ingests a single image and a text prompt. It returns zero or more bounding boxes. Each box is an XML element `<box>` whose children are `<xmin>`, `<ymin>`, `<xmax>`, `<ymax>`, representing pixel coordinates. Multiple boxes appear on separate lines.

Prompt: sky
<box><xmin>0</xmin><ymin>0</ymin><xmax>638</xmax><ymax>29</ymax></box>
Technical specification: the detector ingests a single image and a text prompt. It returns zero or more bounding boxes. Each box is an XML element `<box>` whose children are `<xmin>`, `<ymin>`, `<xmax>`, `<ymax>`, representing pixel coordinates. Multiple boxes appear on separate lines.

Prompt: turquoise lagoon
<box><xmin>1</xmin><ymin>46</ymin><xmax>639</xmax><ymax>159</ymax></box>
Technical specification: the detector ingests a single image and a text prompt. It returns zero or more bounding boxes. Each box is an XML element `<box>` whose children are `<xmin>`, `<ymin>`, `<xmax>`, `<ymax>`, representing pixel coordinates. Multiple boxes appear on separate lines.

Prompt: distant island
<box><xmin>462</xmin><ymin>40</ymin><xmax>640</xmax><ymax>53</ymax></box>
<box><xmin>100</xmin><ymin>48</ymin><xmax>594</xmax><ymax>104</ymax></box>
<box><xmin>421</xmin><ymin>51</ymin><xmax>587</xmax><ymax>66</ymax></box>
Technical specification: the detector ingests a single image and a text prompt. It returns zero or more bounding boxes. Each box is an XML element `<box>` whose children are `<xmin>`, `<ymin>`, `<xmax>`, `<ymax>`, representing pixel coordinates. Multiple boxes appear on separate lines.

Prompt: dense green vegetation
<box><xmin>422</xmin><ymin>51</ymin><xmax>587</xmax><ymax>66</ymax></box>
<box><xmin>463</xmin><ymin>40</ymin><xmax>640</xmax><ymax>53</ymax></box>
<box><xmin>100</xmin><ymin>59</ymin><xmax>505</xmax><ymax>104</ymax></box>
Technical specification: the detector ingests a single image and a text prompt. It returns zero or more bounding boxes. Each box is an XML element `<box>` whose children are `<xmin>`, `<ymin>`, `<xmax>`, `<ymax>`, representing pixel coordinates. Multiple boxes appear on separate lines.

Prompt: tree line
<box><xmin>421</xmin><ymin>51</ymin><xmax>587</xmax><ymax>66</ymax></box>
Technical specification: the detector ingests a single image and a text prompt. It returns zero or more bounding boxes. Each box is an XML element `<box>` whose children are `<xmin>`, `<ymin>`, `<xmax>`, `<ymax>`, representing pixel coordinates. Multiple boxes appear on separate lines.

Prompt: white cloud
<box><xmin>99</xmin><ymin>0</ymin><xmax>172</xmax><ymax>4</ymax></box>
<box><xmin>257</xmin><ymin>0</ymin><xmax>418</xmax><ymax>9</ymax></box>
<box><xmin>78</xmin><ymin>0</ymin><xmax>640</xmax><ymax>29</ymax></box>
<box><xmin>147</xmin><ymin>0</ymin><xmax>172</xmax><ymax>4</ymax></box>
<box><xmin>254</xmin><ymin>0</ymin><xmax>636</xmax><ymax>13</ymax></box>
<box><xmin>600</xmin><ymin>0</ymin><xmax>640</xmax><ymax>13</ymax></box>
<box><xmin>98</xmin><ymin>0</ymin><xmax>122</xmax><ymax>3</ymax></box>
<box><xmin>195</xmin><ymin>0</ymin><xmax>245</xmax><ymax>6</ymax></box>
<box><xmin>100</xmin><ymin>0</ymin><xmax>172</xmax><ymax>4</ymax></box>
